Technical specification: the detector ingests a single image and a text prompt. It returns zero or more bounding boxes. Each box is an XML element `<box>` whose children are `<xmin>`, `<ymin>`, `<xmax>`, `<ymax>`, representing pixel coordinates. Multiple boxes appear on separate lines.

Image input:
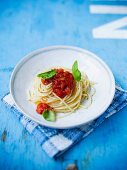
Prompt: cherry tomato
<box><xmin>36</xmin><ymin>103</ymin><xmax>49</xmax><ymax>114</ymax></box>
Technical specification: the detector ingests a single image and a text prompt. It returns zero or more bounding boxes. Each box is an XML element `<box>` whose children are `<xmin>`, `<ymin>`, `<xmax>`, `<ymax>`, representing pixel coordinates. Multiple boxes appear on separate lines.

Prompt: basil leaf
<box><xmin>72</xmin><ymin>60</ymin><xmax>81</xmax><ymax>81</ymax></box>
<box><xmin>37</xmin><ymin>69</ymin><xmax>56</xmax><ymax>79</ymax></box>
<box><xmin>43</xmin><ymin>110</ymin><xmax>56</xmax><ymax>122</ymax></box>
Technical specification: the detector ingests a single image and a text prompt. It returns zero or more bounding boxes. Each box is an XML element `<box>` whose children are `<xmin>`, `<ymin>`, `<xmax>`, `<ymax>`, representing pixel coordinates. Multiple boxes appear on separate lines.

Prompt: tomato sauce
<box><xmin>42</xmin><ymin>69</ymin><xmax>74</xmax><ymax>98</ymax></box>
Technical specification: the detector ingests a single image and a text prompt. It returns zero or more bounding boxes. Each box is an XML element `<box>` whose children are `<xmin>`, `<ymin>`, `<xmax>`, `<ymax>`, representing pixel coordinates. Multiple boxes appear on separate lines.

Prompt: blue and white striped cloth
<box><xmin>2</xmin><ymin>85</ymin><xmax>127</xmax><ymax>158</ymax></box>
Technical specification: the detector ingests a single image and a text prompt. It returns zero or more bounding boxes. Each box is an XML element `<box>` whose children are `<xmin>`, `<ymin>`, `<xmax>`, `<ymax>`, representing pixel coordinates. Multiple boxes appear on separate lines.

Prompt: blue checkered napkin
<box><xmin>2</xmin><ymin>85</ymin><xmax>127</xmax><ymax>158</ymax></box>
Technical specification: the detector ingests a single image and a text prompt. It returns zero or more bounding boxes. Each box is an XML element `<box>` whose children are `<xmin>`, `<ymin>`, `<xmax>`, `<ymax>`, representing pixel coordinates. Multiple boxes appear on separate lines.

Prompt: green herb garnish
<box><xmin>72</xmin><ymin>60</ymin><xmax>81</xmax><ymax>81</ymax></box>
<box><xmin>43</xmin><ymin>110</ymin><xmax>56</xmax><ymax>122</ymax></box>
<box><xmin>37</xmin><ymin>69</ymin><xmax>56</xmax><ymax>79</ymax></box>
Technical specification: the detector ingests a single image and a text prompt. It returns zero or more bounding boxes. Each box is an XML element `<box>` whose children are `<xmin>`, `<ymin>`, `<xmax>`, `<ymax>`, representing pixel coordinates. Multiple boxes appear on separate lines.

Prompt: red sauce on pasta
<box><xmin>42</xmin><ymin>69</ymin><xmax>74</xmax><ymax>98</ymax></box>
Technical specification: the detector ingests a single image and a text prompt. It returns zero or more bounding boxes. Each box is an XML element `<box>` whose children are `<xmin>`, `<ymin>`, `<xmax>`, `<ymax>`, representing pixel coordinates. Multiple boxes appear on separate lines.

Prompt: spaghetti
<box><xmin>27</xmin><ymin>61</ymin><xmax>93</xmax><ymax>121</ymax></box>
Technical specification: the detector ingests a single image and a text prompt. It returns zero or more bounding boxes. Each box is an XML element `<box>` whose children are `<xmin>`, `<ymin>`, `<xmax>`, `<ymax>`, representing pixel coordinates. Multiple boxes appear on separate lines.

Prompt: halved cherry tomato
<box><xmin>36</xmin><ymin>103</ymin><xmax>49</xmax><ymax>114</ymax></box>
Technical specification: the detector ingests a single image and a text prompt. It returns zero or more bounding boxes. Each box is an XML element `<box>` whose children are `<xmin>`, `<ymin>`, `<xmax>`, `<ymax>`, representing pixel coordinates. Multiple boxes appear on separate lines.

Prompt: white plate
<box><xmin>10</xmin><ymin>46</ymin><xmax>115</xmax><ymax>129</ymax></box>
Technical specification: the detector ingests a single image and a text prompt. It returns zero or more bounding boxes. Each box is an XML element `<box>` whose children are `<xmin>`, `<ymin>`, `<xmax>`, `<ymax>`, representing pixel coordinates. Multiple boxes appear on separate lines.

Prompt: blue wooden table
<box><xmin>0</xmin><ymin>0</ymin><xmax>127</xmax><ymax>169</ymax></box>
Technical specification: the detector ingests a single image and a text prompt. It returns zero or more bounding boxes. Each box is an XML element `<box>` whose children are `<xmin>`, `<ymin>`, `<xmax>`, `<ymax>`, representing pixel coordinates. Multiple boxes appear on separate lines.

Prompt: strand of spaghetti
<box><xmin>80</xmin><ymin>94</ymin><xmax>92</xmax><ymax>109</ymax></box>
<box><xmin>52</xmin><ymin>95</ymin><xmax>74</xmax><ymax>112</ymax></box>
<box><xmin>65</xmin><ymin>81</ymin><xmax>82</xmax><ymax>106</ymax></box>
<box><xmin>52</xmin><ymin>92</ymin><xmax>74</xmax><ymax>112</ymax></box>
<box><xmin>65</xmin><ymin>82</ymin><xmax>80</xmax><ymax>103</ymax></box>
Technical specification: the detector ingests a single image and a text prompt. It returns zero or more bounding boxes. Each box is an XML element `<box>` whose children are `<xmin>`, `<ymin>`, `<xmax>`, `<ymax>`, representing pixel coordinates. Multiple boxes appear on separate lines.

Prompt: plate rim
<box><xmin>10</xmin><ymin>45</ymin><xmax>115</xmax><ymax>129</ymax></box>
